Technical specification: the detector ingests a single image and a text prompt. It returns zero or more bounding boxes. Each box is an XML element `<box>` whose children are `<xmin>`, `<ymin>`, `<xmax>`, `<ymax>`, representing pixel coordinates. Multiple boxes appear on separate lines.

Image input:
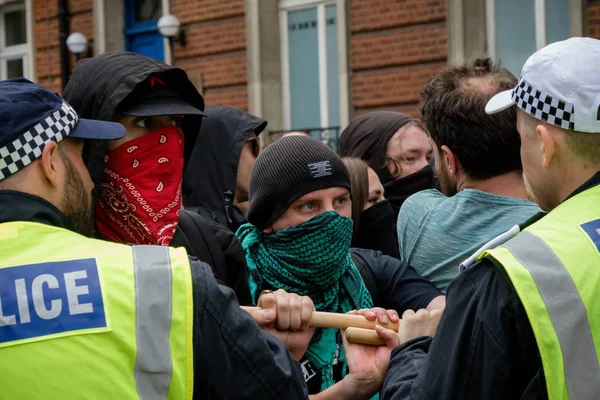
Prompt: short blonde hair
<box><xmin>521</xmin><ymin>111</ymin><xmax>600</xmax><ymax>164</ymax></box>
<box><xmin>563</xmin><ymin>131</ymin><xmax>600</xmax><ymax>164</ymax></box>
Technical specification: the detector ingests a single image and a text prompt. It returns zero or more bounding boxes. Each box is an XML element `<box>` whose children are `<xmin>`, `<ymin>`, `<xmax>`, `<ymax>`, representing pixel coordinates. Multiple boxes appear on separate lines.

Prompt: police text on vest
<box><xmin>0</xmin><ymin>259</ymin><xmax>106</xmax><ymax>344</ymax></box>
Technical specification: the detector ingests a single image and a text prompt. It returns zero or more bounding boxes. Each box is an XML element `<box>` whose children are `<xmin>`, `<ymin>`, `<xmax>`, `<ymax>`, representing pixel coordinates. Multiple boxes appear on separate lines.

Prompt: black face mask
<box><xmin>383</xmin><ymin>164</ymin><xmax>436</xmax><ymax>217</ymax></box>
<box><xmin>353</xmin><ymin>199</ymin><xmax>399</xmax><ymax>259</ymax></box>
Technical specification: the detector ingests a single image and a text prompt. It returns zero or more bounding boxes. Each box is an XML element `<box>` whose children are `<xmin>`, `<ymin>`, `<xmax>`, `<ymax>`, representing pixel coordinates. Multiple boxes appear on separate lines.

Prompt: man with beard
<box><xmin>0</xmin><ymin>78</ymin><xmax>316</xmax><ymax>399</ymax></box>
<box><xmin>379</xmin><ymin>36</ymin><xmax>600</xmax><ymax>400</ymax></box>
<box><xmin>0</xmin><ymin>79</ymin><xmax>123</xmax><ymax>238</ymax></box>
<box><xmin>396</xmin><ymin>58</ymin><xmax>541</xmax><ymax>293</ymax></box>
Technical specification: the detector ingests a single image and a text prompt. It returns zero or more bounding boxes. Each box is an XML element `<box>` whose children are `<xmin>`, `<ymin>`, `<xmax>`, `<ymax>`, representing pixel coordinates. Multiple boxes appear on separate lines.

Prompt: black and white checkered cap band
<box><xmin>0</xmin><ymin>101</ymin><xmax>79</xmax><ymax>181</ymax></box>
<box><xmin>511</xmin><ymin>78</ymin><xmax>575</xmax><ymax>131</ymax></box>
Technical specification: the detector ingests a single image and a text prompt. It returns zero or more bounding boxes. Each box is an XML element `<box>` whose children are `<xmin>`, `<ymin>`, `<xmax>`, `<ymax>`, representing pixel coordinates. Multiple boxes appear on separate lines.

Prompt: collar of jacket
<box><xmin>0</xmin><ymin>190</ymin><xmax>74</xmax><ymax>230</ymax></box>
<box><xmin>563</xmin><ymin>170</ymin><xmax>600</xmax><ymax>203</ymax></box>
<box><xmin>519</xmin><ymin>169</ymin><xmax>600</xmax><ymax>231</ymax></box>
<box><xmin>502</xmin><ymin>170</ymin><xmax>600</xmax><ymax>241</ymax></box>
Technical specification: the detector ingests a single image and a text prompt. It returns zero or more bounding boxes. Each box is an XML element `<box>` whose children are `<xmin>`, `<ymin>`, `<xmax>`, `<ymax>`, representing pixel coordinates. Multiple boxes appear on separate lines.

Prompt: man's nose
<box><xmin>156</xmin><ymin>119</ymin><xmax>172</xmax><ymax>130</ymax></box>
<box><xmin>322</xmin><ymin>203</ymin><xmax>336</xmax><ymax>212</ymax></box>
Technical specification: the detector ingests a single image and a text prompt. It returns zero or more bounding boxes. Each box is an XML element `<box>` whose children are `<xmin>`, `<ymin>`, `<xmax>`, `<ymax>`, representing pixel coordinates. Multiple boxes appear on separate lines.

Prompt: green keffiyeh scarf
<box><xmin>236</xmin><ymin>211</ymin><xmax>374</xmax><ymax>392</ymax></box>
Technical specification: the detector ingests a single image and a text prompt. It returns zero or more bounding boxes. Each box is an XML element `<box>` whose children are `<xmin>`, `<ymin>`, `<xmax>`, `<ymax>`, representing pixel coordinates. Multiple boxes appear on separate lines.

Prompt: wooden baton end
<box><xmin>344</xmin><ymin>327</ymin><xmax>386</xmax><ymax>346</ymax></box>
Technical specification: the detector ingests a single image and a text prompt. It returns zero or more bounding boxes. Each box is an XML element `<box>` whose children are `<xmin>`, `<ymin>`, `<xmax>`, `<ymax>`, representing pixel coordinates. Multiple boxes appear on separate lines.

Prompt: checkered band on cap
<box><xmin>0</xmin><ymin>101</ymin><xmax>79</xmax><ymax>181</ymax></box>
<box><xmin>511</xmin><ymin>78</ymin><xmax>576</xmax><ymax>131</ymax></box>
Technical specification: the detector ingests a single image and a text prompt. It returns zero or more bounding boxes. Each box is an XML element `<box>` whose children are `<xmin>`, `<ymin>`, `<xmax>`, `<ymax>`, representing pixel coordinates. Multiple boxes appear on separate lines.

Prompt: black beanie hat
<box><xmin>247</xmin><ymin>135</ymin><xmax>351</xmax><ymax>230</ymax></box>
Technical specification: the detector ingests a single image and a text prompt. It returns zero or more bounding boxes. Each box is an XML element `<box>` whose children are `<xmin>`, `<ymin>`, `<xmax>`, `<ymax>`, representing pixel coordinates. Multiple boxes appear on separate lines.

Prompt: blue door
<box><xmin>125</xmin><ymin>0</ymin><xmax>164</xmax><ymax>62</ymax></box>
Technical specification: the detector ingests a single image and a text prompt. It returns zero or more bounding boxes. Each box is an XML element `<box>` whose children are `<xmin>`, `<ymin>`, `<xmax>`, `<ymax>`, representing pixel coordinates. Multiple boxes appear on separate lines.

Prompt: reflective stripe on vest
<box><xmin>133</xmin><ymin>245</ymin><xmax>173</xmax><ymax>400</ymax></box>
<box><xmin>502</xmin><ymin>231</ymin><xmax>600</xmax><ymax>400</ymax></box>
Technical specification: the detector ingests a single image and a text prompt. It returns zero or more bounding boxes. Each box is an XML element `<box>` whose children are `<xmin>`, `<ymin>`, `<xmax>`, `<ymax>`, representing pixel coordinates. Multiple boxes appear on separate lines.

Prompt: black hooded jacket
<box><xmin>63</xmin><ymin>52</ymin><xmax>204</xmax><ymax>193</ymax></box>
<box><xmin>183</xmin><ymin>106</ymin><xmax>267</xmax><ymax>233</ymax></box>
<box><xmin>62</xmin><ymin>53</ymin><xmax>252</xmax><ymax>305</ymax></box>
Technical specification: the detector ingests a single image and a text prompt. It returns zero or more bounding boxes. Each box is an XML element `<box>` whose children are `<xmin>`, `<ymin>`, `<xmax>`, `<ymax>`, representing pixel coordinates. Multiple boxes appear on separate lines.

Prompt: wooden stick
<box><xmin>241</xmin><ymin>306</ymin><xmax>400</xmax><ymax>332</ymax></box>
<box><xmin>345</xmin><ymin>327</ymin><xmax>386</xmax><ymax>346</ymax></box>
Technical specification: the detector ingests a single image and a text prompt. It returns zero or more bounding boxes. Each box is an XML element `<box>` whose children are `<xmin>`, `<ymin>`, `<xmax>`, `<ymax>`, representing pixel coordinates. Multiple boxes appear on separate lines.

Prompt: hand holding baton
<box><xmin>241</xmin><ymin>306</ymin><xmax>399</xmax><ymax>346</ymax></box>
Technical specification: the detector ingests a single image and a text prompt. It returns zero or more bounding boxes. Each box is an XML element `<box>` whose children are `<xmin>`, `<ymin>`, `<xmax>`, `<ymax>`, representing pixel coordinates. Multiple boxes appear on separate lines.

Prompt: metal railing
<box><xmin>268</xmin><ymin>127</ymin><xmax>341</xmax><ymax>153</ymax></box>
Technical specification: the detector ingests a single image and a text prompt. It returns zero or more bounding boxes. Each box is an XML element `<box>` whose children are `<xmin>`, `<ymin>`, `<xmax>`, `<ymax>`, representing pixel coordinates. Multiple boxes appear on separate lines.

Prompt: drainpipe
<box><xmin>58</xmin><ymin>0</ymin><xmax>70</xmax><ymax>90</ymax></box>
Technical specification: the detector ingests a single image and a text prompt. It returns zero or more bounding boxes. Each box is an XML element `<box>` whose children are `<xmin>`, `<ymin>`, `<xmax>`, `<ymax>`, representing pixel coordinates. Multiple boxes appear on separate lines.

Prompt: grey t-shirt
<box><xmin>397</xmin><ymin>189</ymin><xmax>541</xmax><ymax>293</ymax></box>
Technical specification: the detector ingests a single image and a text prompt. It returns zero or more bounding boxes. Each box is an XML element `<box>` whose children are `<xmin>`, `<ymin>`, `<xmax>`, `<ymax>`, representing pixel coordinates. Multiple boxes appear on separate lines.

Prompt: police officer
<box><xmin>0</xmin><ymin>78</ymin><xmax>314</xmax><ymax>399</ymax></box>
<box><xmin>377</xmin><ymin>37</ymin><xmax>600</xmax><ymax>400</ymax></box>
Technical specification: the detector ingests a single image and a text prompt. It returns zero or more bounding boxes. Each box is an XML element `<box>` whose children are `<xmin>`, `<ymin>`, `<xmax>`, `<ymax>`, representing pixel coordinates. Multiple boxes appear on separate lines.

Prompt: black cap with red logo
<box><xmin>118</xmin><ymin>75</ymin><xmax>206</xmax><ymax>118</ymax></box>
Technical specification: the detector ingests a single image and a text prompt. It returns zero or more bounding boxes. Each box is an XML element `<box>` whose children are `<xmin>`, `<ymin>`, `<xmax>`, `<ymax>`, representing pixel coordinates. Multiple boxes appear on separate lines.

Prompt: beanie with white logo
<box><xmin>247</xmin><ymin>135</ymin><xmax>351</xmax><ymax>230</ymax></box>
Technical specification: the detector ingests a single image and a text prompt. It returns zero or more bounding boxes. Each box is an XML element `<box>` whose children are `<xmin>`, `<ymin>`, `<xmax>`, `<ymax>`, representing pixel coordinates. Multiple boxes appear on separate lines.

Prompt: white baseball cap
<box><xmin>485</xmin><ymin>37</ymin><xmax>600</xmax><ymax>133</ymax></box>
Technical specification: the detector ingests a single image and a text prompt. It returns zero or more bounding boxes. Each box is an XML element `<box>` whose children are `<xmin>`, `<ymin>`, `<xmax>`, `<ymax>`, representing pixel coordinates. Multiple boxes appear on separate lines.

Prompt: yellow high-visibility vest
<box><xmin>480</xmin><ymin>185</ymin><xmax>600</xmax><ymax>400</ymax></box>
<box><xmin>0</xmin><ymin>221</ymin><xmax>194</xmax><ymax>399</ymax></box>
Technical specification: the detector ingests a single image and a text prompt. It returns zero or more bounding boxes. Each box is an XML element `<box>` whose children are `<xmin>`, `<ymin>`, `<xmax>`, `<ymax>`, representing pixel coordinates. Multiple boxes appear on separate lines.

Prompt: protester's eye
<box><xmin>301</xmin><ymin>202</ymin><xmax>316</xmax><ymax>211</ymax></box>
<box><xmin>171</xmin><ymin>117</ymin><xmax>183</xmax><ymax>128</ymax></box>
<box><xmin>368</xmin><ymin>197</ymin><xmax>378</xmax><ymax>204</ymax></box>
<box><xmin>405</xmin><ymin>157</ymin><xmax>415</xmax><ymax>163</ymax></box>
<box><xmin>334</xmin><ymin>197</ymin><xmax>346</xmax><ymax>206</ymax></box>
<box><xmin>134</xmin><ymin>118</ymin><xmax>150</xmax><ymax>129</ymax></box>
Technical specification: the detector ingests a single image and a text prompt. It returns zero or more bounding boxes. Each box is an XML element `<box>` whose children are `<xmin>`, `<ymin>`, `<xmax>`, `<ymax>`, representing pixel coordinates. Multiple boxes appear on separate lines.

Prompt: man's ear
<box><xmin>537</xmin><ymin>125</ymin><xmax>557</xmax><ymax>169</ymax></box>
<box><xmin>440</xmin><ymin>145</ymin><xmax>459</xmax><ymax>176</ymax></box>
<box><xmin>39</xmin><ymin>141</ymin><xmax>62</xmax><ymax>188</ymax></box>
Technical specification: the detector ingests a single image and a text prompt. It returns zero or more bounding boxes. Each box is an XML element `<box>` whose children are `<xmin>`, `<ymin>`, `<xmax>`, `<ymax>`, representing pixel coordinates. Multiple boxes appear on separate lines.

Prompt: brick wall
<box><xmin>31</xmin><ymin>0</ymin><xmax>597</xmax><ymax>116</ymax></box>
<box><xmin>33</xmin><ymin>0</ymin><xmax>94</xmax><ymax>93</ymax></box>
<box><xmin>349</xmin><ymin>0</ymin><xmax>448</xmax><ymax>117</ymax></box>
<box><xmin>170</xmin><ymin>0</ymin><xmax>248</xmax><ymax>110</ymax></box>
<box><xmin>589</xmin><ymin>0</ymin><xmax>600</xmax><ymax>39</ymax></box>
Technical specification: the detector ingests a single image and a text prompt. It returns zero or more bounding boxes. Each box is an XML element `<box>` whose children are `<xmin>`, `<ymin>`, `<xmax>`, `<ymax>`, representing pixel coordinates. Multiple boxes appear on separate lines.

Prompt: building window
<box><xmin>0</xmin><ymin>3</ymin><xmax>28</xmax><ymax>79</ymax></box>
<box><xmin>486</xmin><ymin>0</ymin><xmax>571</xmax><ymax>75</ymax></box>
<box><xmin>124</xmin><ymin>0</ymin><xmax>164</xmax><ymax>62</ymax></box>
<box><xmin>280</xmin><ymin>0</ymin><xmax>347</xmax><ymax>150</ymax></box>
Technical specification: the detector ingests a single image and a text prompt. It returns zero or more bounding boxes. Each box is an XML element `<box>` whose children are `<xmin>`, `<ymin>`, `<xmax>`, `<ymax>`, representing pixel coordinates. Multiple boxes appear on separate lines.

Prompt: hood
<box><xmin>183</xmin><ymin>106</ymin><xmax>267</xmax><ymax>228</ymax></box>
<box><xmin>63</xmin><ymin>52</ymin><xmax>205</xmax><ymax>197</ymax></box>
<box><xmin>339</xmin><ymin>111</ymin><xmax>412</xmax><ymax>184</ymax></box>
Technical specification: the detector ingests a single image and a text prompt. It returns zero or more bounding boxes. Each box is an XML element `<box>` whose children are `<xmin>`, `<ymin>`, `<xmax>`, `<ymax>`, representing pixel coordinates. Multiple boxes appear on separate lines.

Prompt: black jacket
<box><xmin>381</xmin><ymin>258</ymin><xmax>546</xmax><ymax>400</ymax></box>
<box><xmin>183</xmin><ymin>106</ymin><xmax>267</xmax><ymax>233</ymax></box>
<box><xmin>381</xmin><ymin>171</ymin><xmax>600</xmax><ymax>400</ymax></box>
<box><xmin>173</xmin><ymin>211</ymin><xmax>252</xmax><ymax>305</ymax></box>
<box><xmin>350</xmin><ymin>249</ymin><xmax>441</xmax><ymax>313</ymax></box>
<box><xmin>62</xmin><ymin>53</ymin><xmax>251</xmax><ymax>304</ymax></box>
<box><xmin>0</xmin><ymin>190</ymin><xmax>308</xmax><ymax>399</ymax></box>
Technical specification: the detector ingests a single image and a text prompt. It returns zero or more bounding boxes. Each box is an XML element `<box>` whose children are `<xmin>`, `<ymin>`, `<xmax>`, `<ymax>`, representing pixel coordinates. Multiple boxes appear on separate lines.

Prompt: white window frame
<box><xmin>0</xmin><ymin>2</ymin><xmax>30</xmax><ymax>80</ymax></box>
<box><xmin>485</xmin><ymin>0</ymin><xmax>583</xmax><ymax>61</ymax></box>
<box><xmin>279</xmin><ymin>0</ymin><xmax>349</xmax><ymax>130</ymax></box>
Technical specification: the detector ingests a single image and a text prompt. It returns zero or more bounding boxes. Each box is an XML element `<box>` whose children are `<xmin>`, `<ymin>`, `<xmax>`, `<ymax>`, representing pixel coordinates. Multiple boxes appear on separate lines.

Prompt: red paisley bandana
<box><xmin>96</xmin><ymin>125</ymin><xmax>185</xmax><ymax>245</ymax></box>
